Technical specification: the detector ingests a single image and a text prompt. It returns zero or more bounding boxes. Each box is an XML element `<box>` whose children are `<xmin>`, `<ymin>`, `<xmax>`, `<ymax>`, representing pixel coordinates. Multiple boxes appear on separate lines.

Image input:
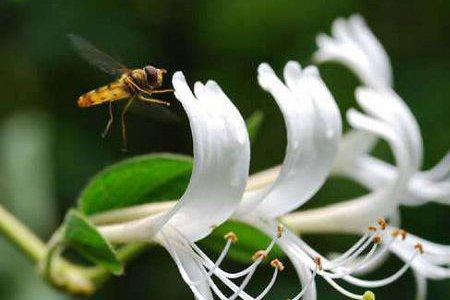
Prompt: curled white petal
<box><xmin>168</xmin><ymin>72</ymin><xmax>250</xmax><ymax>241</ymax></box>
<box><xmin>355</xmin><ymin>88</ymin><xmax>423</xmax><ymax>170</ymax></box>
<box><xmin>238</xmin><ymin>62</ymin><xmax>341</xmax><ymax>218</ymax></box>
<box><xmin>314</xmin><ymin>14</ymin><xmax>392</xmax><ymax>90</ymax></box>
<box><xmin>99</xmin><ymin>72</ymin><xmax>250</xmax><ymax>243</ymax></box>
<box><xmin>421</xmin><ymin>149</ymin><xmax>450</xmax><ymax>180</ymax></box>
<box><xmin>347</xmin><ymin>108</ymin><xmax>413</xmax><ymax>191</ymax></box>
<box><xmin>332</xmin><ymin>129</ymin><xmax>377</xmax><ymax>174</ymax></box>
<box><xmin>334</xmin><ymin>148</ymin><xmax>450</xmax><ymax>206</ymax></box>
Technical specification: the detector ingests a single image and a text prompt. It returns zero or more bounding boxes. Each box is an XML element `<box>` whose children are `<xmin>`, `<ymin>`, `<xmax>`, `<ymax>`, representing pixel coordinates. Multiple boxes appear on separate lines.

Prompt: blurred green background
<box><xmin>0</xmin><ymin>0</ymin><xmax>449</xmax><ymax>299</ymax></box>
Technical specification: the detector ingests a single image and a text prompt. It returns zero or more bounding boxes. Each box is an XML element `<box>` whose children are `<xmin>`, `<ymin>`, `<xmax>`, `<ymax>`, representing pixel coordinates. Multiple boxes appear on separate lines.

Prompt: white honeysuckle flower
<box><xmin>93</xmin><ymin>63</ymin><xmax>404</xmax><ymax>300</ymax></box>
<box><xmin>313</xmin><ymin>16</ymin><xmax>450</xmax><ymax>298</ymax></box>
<box><xmin>86</xmin><ymin>64</ymin><xmax>448</xmax><ymax>300</ymax></box>
<box><xmin>230</xmin><ymin>62</ymin><xmax>422</xmax><ymax>300</ymax></box>
<box><xmin>86</xmin><ymin>21</ymin><xmax>449</xmax><ymax>298</ymax></box>
<box><xmin>97</xmin><ymin>71</ymin><xmax>283</xmax><ymax>300</ymax></box>
<box><xmin>315</xmin><ymin>14</ymin><xmax>450</xmax><ymax>206</ymax></box>
<box><xmin>281</xmin><ymin>85</ymin><xmax>450</xmax><ymax>300</ymax></box>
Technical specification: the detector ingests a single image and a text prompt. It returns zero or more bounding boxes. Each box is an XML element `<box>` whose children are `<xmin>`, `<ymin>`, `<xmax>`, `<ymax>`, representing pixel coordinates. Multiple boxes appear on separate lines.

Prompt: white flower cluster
<box><xmin>97</xmin><ymin>14</ymin><xmax>449</xmax><ymax>300</ymax></box>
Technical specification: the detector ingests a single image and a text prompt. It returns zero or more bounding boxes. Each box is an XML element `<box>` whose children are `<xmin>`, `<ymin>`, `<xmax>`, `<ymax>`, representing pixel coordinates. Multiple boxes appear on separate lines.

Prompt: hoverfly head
<box><xmin>144</xmin><ymin>65</ymin><xmax>166</xmax><ymax>88</ymax></box>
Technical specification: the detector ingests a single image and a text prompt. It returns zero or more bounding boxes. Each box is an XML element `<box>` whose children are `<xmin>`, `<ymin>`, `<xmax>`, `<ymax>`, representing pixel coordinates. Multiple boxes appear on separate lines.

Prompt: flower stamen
<box><xmin>322</xmin><ymin>275</ymin><xmax>368</xmax><ymax>300</ymax></box>
<box><xmin>252</xmin><ymin>250</ymin><xmax>268</xmax><ymax>262</ymax></box>
<box><xmin>315</xmin><ymin>256</ymin><xmax>323</xmax><ymax>271</ymax></box>
<box><xmin>322</xmin><ymin>238</ymin><xmax>381</xmax><ymax>279</ymax></box>
<box><xmin>391</xmin><ymin>228</ymin><xmax>407</xmax><ymax>240</ymax></box>
<box><xmin>277</xmin><ymin>224</ymin><xmax>285</xmax><ymax>238</ymax></box>
<box><xmin>368</xmin><ymin>226</ymin><xmax>377</xmax><ymax>232</ymax></box>
<box><xmin>414</xmin><ymin>242</ymin><xmax>424</xmax><ymax>254</ymax></box>
<box><xmin>372</xmin><ymin>235</ymin><xmax>382</xmax><ymax>244</ymax></box>
<box><xmin>377</xmin><ymin>218</ymin><xmax>388</xmax><ymax>230</ymax></box>
<box><xmin>326</xmin><ymin>230</ymin><xmax>378</xmax><ymax>270</ymax></box>
<box><xmin>270</xmin><ymin>258</ymin><xmax>285</xmax><ymax>271</ymax></box>
<box><xmin>343</xmin><ymin>244</ymin><xmax>423</xmax><ymax>288</ymax></box>
<box><xmin>224</xmin><ymin>231</ymin><xmax>238</xmax><ymax>243</ymax></box>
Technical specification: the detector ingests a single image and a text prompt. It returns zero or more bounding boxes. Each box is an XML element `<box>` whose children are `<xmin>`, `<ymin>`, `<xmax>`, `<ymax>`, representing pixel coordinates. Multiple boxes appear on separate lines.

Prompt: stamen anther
<box><xmin>224</xmin><ymin>231</ymin><xmax>238</xmax><ymax>243</ymax></box>
<box><xmin>363</xmin><ymin>291</ymin><xmax>376</xmax><ymax>300</ymax></box>
<box><xmin>314</xmin><ymin>257</ymin><xmax>323</xmax><ymax>271</ymax></box>
<box><xmin>391</xmin><ymin>229</ymin><xmax>407</xmax><ymax>240</ymax></box>
<box><xmin>252</xmin><ymin>250</ymin><xmax>268</xmax><ymax>261</ymax></box>
<box><xmin>377</xmin><ymin>218</ymin><xmax>387</xmax><ymax>230</ymax></box>
<box><xmin>270</xmin><ymin>259</ymin><xmax>285</xmax><ymax>271</ymax></box>
<box><xmin>277</xmin><ymin>224</ymin><xmax>285</xmax><ymax>238</ymax></box>
<box><xmin>372</xmin><ymin>235</ymin><xmax>382</xmax><ymax>244</ymax></box>
<box><xmin>414</xmin><ymin>242</ymin><xmax>424</xmax><ymax>254</ymax></box>
<box><xmin>368</xmin><ymin>226</ymin><xmax>377</xmax><ymax>232</ymax></box>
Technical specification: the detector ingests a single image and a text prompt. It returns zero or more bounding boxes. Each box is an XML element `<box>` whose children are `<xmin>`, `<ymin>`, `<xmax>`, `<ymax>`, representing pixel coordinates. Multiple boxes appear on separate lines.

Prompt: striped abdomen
<box><xmin>78</xmin><ymin>80</ymin><xmax>130</xmax><ymax>107</ymax></box>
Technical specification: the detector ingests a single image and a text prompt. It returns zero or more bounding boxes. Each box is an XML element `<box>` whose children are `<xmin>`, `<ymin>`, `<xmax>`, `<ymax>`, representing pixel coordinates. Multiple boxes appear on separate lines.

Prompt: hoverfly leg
<box><xmin>138</xmin><ymin>94</ymin><xmax>170</xmax><ymax>106</ymax></box>
<box><xmin>125</xmin><ymin>77</ymin><xmax>154</xmax><ymax>97</ymax></box>
<box><xmin>150</xmin><ymin>88</ymin><xmax>174</xmax><ymax>94</ymax></box>
<box><xmin>120</xmin><ymin>99</ymin><xmax>134</xmax><ymax>152</ymax></box>
<box><xmin>102</xmin><ymin>101</ymin><xmax>114</xmax><ymax>138</ymax></box>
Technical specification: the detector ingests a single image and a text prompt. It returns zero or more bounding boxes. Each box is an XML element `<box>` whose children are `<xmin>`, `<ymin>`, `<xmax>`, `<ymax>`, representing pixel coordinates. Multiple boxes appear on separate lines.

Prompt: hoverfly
<box><xmin>69</xmin><ymin>34</ymin><xmax>173</xmax><ymax>150</ymax></box>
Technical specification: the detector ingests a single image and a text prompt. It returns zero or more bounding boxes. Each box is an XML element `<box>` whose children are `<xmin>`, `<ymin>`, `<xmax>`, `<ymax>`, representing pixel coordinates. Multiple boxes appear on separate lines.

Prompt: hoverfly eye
<box><xmin>144</xmin><ymin>66</ymin><xmax>158</xmax><ymax>86</ymax></box>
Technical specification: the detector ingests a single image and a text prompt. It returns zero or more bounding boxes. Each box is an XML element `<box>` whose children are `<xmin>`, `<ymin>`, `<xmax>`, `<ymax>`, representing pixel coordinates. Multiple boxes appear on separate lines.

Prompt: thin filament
<box><xmin>254</xmin><ymin>268</ymin><xmax>279</xmax><ymax>300</ymax></box>
<box><xmin>291</xmin><ymin>268</ymin><xmax>318</xmax><ymax>300</ymax></box>
<box><xmin>322</xmin><ymin>243</ymin><xmax>379</xmax><ymax>279</ymax></box>
<box><xmin>328</xmin><ymin>232</ymin><xmax>371</xmax><ymax>266</ymax></box>
<box><xmin>344</xmin><ymin>252</ymin><xmax>419</xmax><ymax>288</ymax></box>
<box><xmin>322</xmin><ymin>276</ymin><xmax>365</xmax><ymax>300</ymax></box>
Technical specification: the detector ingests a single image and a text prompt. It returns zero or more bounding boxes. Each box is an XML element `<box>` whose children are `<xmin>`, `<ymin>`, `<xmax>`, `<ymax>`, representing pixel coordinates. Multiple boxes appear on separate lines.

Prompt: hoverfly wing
<box><xmin>68</xmin><ymin>34</ymin><xmax>128</xmax><ymax>76</ymax></box>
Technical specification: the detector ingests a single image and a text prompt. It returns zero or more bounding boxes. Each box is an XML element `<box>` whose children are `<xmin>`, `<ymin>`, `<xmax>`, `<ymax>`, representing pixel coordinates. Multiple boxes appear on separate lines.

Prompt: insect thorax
<box><xmin>124</xmin><ymin>67</ymin><xmax>164</xmax><ymax>95</ymax></box>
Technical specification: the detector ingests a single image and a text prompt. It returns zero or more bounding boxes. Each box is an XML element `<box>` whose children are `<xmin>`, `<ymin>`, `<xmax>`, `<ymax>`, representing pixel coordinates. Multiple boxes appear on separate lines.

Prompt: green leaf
<box><xmin>199</xmin><ymin>220</ymin><xmax>284</xmax><ymax>264</ymax></box>
<box><xmin>63</xmin><ymin>210</ymin><xmax>122</xmax><ymax>274</ymax></box>
<box><xmin>245</xmin><ymin>111</ymin><xmax>264</xmax><ymax>144</ymax></box>
<box><xmin>78</xmin><ymin>153</ymin><xmax>193</xmax><ymax>215</ymax></box>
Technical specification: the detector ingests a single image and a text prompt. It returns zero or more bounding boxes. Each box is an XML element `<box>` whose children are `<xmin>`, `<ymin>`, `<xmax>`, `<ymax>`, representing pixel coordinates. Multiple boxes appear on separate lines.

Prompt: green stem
<box><xmin>0</xmin><ymin>203</ymin><xmax>47</xmax><ymax>262</ymax></box>
<box><xmin>0</xmin><ymin>203</ymin><xmax>150</xmax><ymax>296</ymax></box>
<box><xmin>46</xmin><ymin>242</ymin><xmax>150</xmax><ymax>296</ymax></box>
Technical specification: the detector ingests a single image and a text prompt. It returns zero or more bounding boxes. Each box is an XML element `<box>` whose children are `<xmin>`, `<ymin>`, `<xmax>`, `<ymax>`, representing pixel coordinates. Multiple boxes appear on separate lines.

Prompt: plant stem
<box><xmin>47</xmin><ymin>242</ymin><xmax>150</xmax><ymax>296</ymax></box>
<box><xmin>0</xmin><ymin>203</ymin><xmax>47</xmax><ymax>262</ymax></box>
<box><xmin>91</xmin><ymin>201</ymin><xmax>176</xmax><ymax>225</ymax></box>
<box><xmin>0</xmin><ymin>203</ymin><xmax>151</xmax><ymax>296</ymax></box>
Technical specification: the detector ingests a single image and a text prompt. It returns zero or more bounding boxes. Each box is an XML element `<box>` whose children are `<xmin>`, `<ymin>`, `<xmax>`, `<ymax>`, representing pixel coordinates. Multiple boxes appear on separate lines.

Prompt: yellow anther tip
<box><xmin>372</xmin><ymin>235</ymin><xmax>382</xmax><ymax>244</ymax></box>
<box><xmin>277</xmin><ymin>224</ymin><xmax>285</xmax><ymax>238</ymax></box>
<box><xmin>377</xmin><ymin>218</ymin><xmax>387</xmax><ymax>230</ymax></box>
<box><xmin>362</xmin><ymin>291</ymin><xmax>375</xmax><ymax>300</ymax></box>
<box><xmin>314</xmin><ymin>256</ymin><xmax>323</xmax><ymax>270</ymax></box>
<box><xmin>391</xmin><ymin>228</ymin><xmax>407</xmax><ymax>240</ymax></box>
<box><xmin>224</xmin><ymin>232</ymin><xmax>238</xmax><ymax>243</ymax></box>
<box><xmin>252</xmin><ymin>250</ymin><xmax>268</xmax><ymax>261</ymax></box>
<box><xmin>415</xmin><ymin>242</ymin><xmax>424</xmax><ymax>254</ymax></box>
<box><xmin>270</xmin><ymin>258</ymin><xmax>285</xmax><ymax>271</ymax></box>
<box><xmin>368</xmin><ymin>226</ymin><xmax>377</xmax><ymax>232</ymax></box>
